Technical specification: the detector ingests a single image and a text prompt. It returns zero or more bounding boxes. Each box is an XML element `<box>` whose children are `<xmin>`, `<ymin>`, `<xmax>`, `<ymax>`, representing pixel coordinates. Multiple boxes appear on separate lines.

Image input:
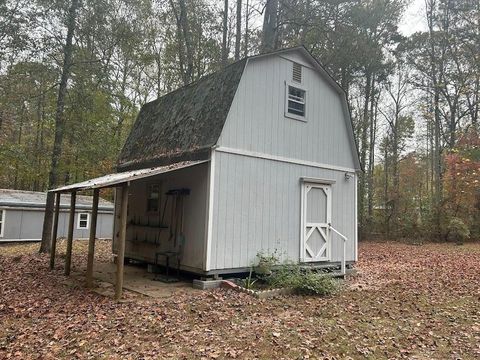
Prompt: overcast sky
<box><xmin>399</xmin><ymin>0</ymin><xmax>428</xmax><ymax>36</ymax></box>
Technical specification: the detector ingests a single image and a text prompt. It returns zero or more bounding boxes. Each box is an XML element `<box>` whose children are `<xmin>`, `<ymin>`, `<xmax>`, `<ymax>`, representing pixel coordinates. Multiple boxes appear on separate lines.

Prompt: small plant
<box><xmin>240</xmin><ymin>267</ymin><xmax>257</xmax><ymax>289</ymax></box>
<box><xmin>254</xmin><ymin>250</ymin><xmax>280</xmax><ymax>275</ymax></box>
<box><xmin>448</xmin><ymin>217</ymin><xmax>470</xmax><ymax>244</ymax></box>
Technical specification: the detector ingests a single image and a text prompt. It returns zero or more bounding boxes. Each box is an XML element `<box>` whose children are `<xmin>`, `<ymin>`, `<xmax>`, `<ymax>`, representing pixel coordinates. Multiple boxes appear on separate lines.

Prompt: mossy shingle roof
<box><xmin>118</xmin><ymin>59</ymin><xmax>247</xmax><ymax>170</ymax></box>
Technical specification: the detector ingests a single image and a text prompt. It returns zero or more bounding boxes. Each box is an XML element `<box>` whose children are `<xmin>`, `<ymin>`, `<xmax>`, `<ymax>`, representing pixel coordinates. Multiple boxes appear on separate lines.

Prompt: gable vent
<box><xmin>292</xmin><ymin>62</ymin><xmax>302</xmax><ymax>83</ymax></box>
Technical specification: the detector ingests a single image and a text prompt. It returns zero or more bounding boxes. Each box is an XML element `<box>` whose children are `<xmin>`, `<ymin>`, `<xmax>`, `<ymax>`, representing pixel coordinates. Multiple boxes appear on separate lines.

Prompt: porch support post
<box><xmin>64</xmin><ymin>191</ymin><xmax>76</xmax><ymax>276</ymax></box>
<box><xmin>49</xmin><ymin>192</ymin><xmax>61</xmax><ymax>270</ymax></box>
<box><xmin>115</xmin><ymin>184</ymin><xmax>129</xmax><ymax>300</ymax></box>
<box><xmin>86</xmin><ymin>188</ymin><xmax>99</xmax><ymax>287</ymax></box>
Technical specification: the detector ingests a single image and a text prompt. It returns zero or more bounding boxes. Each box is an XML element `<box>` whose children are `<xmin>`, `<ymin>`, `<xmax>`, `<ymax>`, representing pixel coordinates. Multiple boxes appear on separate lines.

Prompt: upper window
<box><xmin>147</xmin><ymin>184</ymin><xmax>161</xmax><ymax>213</ymax></box>
<box><xmin>285</xmin><ymin>83</ymin><xmax>307</xmax><ymax>120</ymax></box>
<box><xmin>0</xmin><ymin>209</ymin><xmax>5</xmax><ymax>237</ymax></box>
<box><xmin>77</xmin><ymin>212</ymin><xmax>89</xmax><ymax>229</ymax></box>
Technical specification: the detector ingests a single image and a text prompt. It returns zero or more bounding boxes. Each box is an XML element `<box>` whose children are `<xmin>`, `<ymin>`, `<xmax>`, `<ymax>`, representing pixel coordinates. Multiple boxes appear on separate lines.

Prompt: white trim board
<box><xmin>0</xmin><ymin>206</ymin><xmax>113</xmax><ymax>214</ymax></box>
<box><xmin>215</xmin><ymin>146</ymin><xmax>356</xmax><ymax>173</ymax></box>
<box><xmin>204</xmin><ymin>151</ymin><xmax>216</xmax><ymax>271</ymax></box>
<box><xmin>354</xmin><ymin>174</ymin><xmax>358</xmax><ymax>262</ymax></box>
<box><xmin>0</xmin><ymin>238</ymin><xmax>41</xmax><ymax>242</ymax></box>
<box><xmin>0</xmin><ymin>237</ymin><xmax>96</xmax><ymax>242</ymax></box>
<box><xmin>300</xmin><ymin>177</ymin><xmax>336</xmax><ymax>185</ymax></box>
<box><xmin>0</xmin><ymin>208</ymin><xmax>5</xmax><ymax>237</ymax></box>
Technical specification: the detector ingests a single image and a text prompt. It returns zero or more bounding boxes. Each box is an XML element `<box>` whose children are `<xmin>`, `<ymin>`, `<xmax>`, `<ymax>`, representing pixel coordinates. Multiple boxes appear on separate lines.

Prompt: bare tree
<box><xmin>169</xmin><ymin>0</ymin><xmax>194</xmax><ymax>85</ymax></box>
<box><xmin>40</xmin><ymin>0</ymin><xmax>81</xmax><ymax>253</ymax></box>
<box><xmin>235</xmin><ymin>0</ymin><xmax>242</xmax><ymax>60</ymax></box>
<box><xmin>379</xmin><ymin>68</ymin><xmax>414</xmax><ymax>235</ymax></box>
<box><xmin>261</xmin><ymin>0</ymin><xmax>278</xmax><ymax>52</ymax></box>
<box><xmin>222</xmin><ymin>0</ymin><xmax>229</xmax><ymax>65</ymax></box>
<box><xmin>426</xmin><ymin>0</ymin><xmax>443</xmax><ymax>234</ymax></box>
<box><xmin>244</xmin><ymin>0</ymin><xmax>249</xmax><ymax>57</ymax></box>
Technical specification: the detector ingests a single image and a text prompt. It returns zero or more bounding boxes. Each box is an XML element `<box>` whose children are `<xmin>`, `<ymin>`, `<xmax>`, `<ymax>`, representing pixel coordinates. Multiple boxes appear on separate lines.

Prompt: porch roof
<box><xmin>50</xmin><ymin>160</ymin><xmax>208</xmax><ymax>193</ymax></box>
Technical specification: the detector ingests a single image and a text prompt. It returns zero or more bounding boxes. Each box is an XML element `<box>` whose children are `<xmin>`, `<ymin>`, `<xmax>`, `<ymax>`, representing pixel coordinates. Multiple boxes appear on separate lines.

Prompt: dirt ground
<box><xmin>0</xmin><ymin>240</ymin><xmax>479</xmax><ymax>359</ymax></box>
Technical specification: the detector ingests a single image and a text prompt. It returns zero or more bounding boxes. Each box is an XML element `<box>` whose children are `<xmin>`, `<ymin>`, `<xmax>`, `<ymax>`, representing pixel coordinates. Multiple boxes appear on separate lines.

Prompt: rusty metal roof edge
<box><xmin>50</xmin><ymin>160</ymin><xmax>209</xmax><ymax>193</ymax></box>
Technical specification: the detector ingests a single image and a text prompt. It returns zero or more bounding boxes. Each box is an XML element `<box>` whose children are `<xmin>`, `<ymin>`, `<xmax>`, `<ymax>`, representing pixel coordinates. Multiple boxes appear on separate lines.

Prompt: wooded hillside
<box><xmin>0</xmin><ymin>0</ymin><xmax>479</xmax><ymax>241</ymax></box>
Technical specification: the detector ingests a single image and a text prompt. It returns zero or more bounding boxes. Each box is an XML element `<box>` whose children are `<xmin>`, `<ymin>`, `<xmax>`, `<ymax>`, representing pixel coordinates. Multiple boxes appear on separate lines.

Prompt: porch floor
<box><xmin>71</xmin><ymin>261</ymin><xmax>198</xmax><ymax>298</ymax></box>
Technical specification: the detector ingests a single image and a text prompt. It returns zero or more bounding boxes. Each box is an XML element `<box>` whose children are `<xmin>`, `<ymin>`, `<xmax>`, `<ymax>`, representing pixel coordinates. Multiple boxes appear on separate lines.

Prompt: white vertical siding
<box><xmin>209</xmin><ymin>152</ymin><xmax>356</xmax><ymax>270</ymax></box>
<box><xmin>218</xmin><ymin>54</ymin><xmax>356</xmax><ymax>170</ymax></box>
<box><xmin>113</xmin><ymin>163</ymin><xmax>209</xmax><ymax>271</ymax></box>
<box><xmin>0</xmin><ymin>208</ymin><xmax>113</xmax><ymax>241</ymax></box>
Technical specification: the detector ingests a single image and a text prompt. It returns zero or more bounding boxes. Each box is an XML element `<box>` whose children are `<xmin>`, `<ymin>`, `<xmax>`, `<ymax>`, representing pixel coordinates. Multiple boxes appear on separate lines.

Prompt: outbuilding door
<box><xmin>301</xmin><ymin>182</ymin><xmax>332</xmax><ymax>262</ymax></box>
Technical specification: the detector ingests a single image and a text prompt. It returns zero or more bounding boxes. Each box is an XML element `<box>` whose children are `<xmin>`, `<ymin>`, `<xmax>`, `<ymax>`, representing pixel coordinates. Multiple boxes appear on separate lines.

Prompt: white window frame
<box><xmin>77</xmin><ymin>212</ymin><xmax>90</xmax><ymax>230</ymax></box>
<box><xmin>0</xmin><ymin>209</ymin><xmax>5</xmax><ymax>237</ymax></box>
<box><xmin>285</xmin><ymin>81</ymin><xmax>307</xmax><ymax>122</ymax></box>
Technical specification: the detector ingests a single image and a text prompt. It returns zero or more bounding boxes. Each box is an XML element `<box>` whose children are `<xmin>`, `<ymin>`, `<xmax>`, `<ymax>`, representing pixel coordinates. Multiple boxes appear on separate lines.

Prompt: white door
<box><xmin>301</xmin><ymin>183</ymin><xmax>332</xmax><ymax>262</ymax></box>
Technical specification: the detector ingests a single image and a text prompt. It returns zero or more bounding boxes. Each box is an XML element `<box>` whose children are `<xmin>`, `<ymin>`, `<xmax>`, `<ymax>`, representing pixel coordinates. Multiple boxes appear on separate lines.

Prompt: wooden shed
<box><xmin>49</xmin><ymin>47</ymin><xmax>361</xmax><ymax>296</ymax></box>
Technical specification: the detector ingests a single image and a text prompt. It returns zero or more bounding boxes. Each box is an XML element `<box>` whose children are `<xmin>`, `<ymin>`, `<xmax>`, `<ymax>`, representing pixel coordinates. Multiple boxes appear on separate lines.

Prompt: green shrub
<box><xmin>254</xmin><ymin>250</ymin><xmax>280</xmax><ymax>275</ymax></box>
<box><xmin>263</xmin><ymin>263</ymin><xmax>337</xmax><ymax>296</ymax></box>
<box><xmin>291</xmin><ymin>271</ymin><xmax>338</xmax><ymax>296</ymax></box>
<box><xmin>448</xmin><ymin>217</ymin><xmax>470</xmax><ymax>243</ymax></box>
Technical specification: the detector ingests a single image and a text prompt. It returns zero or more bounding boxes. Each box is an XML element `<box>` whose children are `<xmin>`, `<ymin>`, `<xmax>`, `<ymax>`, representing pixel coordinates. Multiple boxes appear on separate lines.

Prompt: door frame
<box><xmin>300</xmin><ymin>178</ymin><xmax>335</xmax><ymax>263</ymax></box>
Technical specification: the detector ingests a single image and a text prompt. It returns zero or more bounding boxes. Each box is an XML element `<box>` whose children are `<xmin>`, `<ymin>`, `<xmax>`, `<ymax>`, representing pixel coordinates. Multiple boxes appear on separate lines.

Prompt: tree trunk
<box><xmin>244</xmin><ymin>0</ymin><xmax>249</xmax><ymax>57</ymax></box>
<box><xmin>222</xmin><ymin>0</ymin><xmax>228</xmax><ymax>66</ymax></box>
<box><xmin>235</xmin><ymin>0</ymin><xmax>242</xmax><ymax>60</ymax></box>
<box><xmin>384</xmin><ymin>138</ymin><xmax>390</xmax><ymax>236</ymax></box>
<box><xmin>169</xmin><ymin>0</ymin><xmax>186</xmax><ymax>84</ymax></box>
<box><xmin>358</xmin><ymin>70</ymin><xmax>372</xmax><ymax>237</ymax></box>
<box><xmin>300</xmin><ymin>0</ymin><xmax>310</xmax><ymax>44</ymax></box>
<box><xmin>34</xmin><ymin>90</ymin><xmax>44</xmax><ymax>191</ymax></box>
<box><xmin>39</xmin><ymin>0</ymin><xmax>80</xmax><ymax>253</ymax></box>
<box><xmin>391</xmin><ymin>114</ymin><xmax>399</xmax><ymax>236</ymax></box>
<box><xmin>178</xmin><ymin>0</ymin><xmax>193</xmax><ymax>83</ymax></box>
<box><xmin>261</xmin><ymin>0</ymin><xmax>278</xmax><ymax>52</ymax></box>
<box><xmin>426</xmin><ymin>0</ymin><xmax>442</xmax><ymax>237</ymax></box>
<box><xmin>366</xmin><ymin>75</ymin><xmax>377</xmax><ymax>228</ymax></box>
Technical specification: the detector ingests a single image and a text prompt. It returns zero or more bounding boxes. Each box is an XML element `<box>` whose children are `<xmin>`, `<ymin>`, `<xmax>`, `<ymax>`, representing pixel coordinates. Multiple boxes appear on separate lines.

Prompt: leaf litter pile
<box><xmin>1</xmin><ymin>240</ymin><xmax>479</xmax><ymax>359</ymax></box>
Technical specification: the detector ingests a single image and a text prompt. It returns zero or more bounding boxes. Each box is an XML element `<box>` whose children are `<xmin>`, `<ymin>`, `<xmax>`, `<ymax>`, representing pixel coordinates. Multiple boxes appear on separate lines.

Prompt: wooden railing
<box><xmin>329</xmin><ymin>224</ymin><xmax>348</xmax><ymax>275</ymax></box>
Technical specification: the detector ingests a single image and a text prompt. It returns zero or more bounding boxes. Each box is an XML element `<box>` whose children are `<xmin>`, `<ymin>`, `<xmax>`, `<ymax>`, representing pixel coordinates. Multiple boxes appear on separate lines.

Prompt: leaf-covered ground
<box><xmin>0</xmin><ymin>240</ymin><xmax>479</xmax><ymax>359</ymax></box>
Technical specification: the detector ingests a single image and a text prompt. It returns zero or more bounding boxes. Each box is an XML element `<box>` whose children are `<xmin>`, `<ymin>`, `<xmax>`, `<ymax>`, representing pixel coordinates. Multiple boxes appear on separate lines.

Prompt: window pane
<box><xmin>147</xmin><ymin>199</ymin><xmax>159</xmax><ymax>212</ymax></box>
<box><xmin>147</xmin><ymin>184</ymin><xmax>161</xmax><ymax>212</ymax></box>
<box><xmin>289</xmin><ymin>86</ymin><xmax>305</xmax><ymax>101</ymax></box>
<box><xmin>287</xmin><ymin>86</ymin><xmax>306</xmax><ymax>117</ymax></box>
<box><xmin>80</xmin><ymin>221</ymin><xmax>88</xmax><ymax>228</ymax></box>
<box><xmin>149</xmin><ymin>185</ymin><xmax>160</xmax><ymax>199</ymax></box>
<box><xmin>288</xmin><ymin>100</ymin><xmax>305</xmax><ymax>116</ymax></box>
<box><xmin>80</xmin><ymin>213</ymin><xmax>88</xmax><ymax>220</ymax></box>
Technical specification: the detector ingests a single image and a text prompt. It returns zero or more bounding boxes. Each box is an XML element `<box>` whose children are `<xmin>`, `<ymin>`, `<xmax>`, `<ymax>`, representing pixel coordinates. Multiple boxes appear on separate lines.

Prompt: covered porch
<box><xmin>47</xmin><ymin>160</ymin><xmax>208</xmax><ymax>300</ymax></box>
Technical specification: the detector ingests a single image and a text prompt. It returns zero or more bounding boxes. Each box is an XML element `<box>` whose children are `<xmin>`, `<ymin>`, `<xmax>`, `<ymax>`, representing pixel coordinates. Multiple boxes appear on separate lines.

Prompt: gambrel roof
<box><xmin>118</xmin><ymin>47</ymin><xmax>361</xmax><ymax>172</ymax></box>
<box><xmin>118</xmin><ymin>59</ymin><xmax>247</xmax><ymax>171</ymax></box>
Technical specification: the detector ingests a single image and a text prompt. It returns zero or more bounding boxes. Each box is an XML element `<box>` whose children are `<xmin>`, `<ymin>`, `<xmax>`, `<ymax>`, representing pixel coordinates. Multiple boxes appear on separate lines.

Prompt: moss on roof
<box><xmin>118</xmin><ymin>59</ymin><xmax>247</xmax><ymax>170</ymax></box>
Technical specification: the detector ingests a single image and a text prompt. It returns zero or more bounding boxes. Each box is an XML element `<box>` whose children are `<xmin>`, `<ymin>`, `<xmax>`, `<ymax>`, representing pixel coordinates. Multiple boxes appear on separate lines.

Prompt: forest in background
<box><xmin>0</xmin><ymin>0</ymin><xmax>479</xmax><ymax>242</ymax></box>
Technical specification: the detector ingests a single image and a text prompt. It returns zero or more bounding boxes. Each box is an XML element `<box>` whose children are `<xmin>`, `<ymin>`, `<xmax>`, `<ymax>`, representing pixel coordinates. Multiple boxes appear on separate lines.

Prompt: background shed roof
<box><xmin>0</xmin><ymin>189</ymin><xmax>113</xmax><ymax>211</ymax></box>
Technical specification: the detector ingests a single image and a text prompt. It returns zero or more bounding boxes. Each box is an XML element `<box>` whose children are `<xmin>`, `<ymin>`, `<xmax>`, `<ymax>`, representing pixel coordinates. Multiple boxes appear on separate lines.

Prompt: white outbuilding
<box><xmin>50</xmin><ymin>46</ymin><xmax>361</xmax><ymax>297</ymax></box>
